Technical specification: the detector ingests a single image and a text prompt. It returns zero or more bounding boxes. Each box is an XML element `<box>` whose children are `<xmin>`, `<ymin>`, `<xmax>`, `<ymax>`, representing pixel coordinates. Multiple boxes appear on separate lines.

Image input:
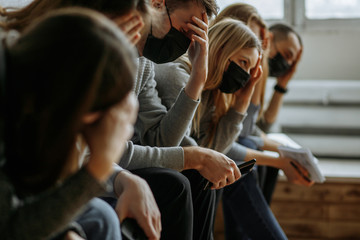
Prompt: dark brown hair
<box><xmin>4</xmin><ymin>8</ymin><xmax>136</xmax><ymax>196</ymax></box>
<box><xmin>269</xmin><ymin>23</ymin><xmax>303</xmax><ymax>47</ymax></box>
<box><xmin>166</xmin><ymin>0</ymin><xmax>218</xmax><ymax>17</ymax></box>
<box><xmin>1</xmin><ymin>0</ymin><xmax>149</xmax><ymax>32</ymax></box>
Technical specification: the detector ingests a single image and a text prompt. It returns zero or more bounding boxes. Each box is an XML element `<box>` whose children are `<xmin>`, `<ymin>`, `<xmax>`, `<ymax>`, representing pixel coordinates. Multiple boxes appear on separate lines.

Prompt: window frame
<box><xmin>265</xmin><ymin>0</ymin><xmax>360</xmax><ymax>32</ymax></box>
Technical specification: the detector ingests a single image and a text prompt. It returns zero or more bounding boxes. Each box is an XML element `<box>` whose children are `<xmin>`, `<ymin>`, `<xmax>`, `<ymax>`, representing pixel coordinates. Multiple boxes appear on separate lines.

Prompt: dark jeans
<box><xmin>237</xmin><ymin>137</ymin><xmax>279</xmax><ymax>205</ymax></box>
<box><xmin>222</xmin><ymin>171</ymin><xmax>287</xmax><ymax>240</ymax></box>
<box><xmin>76</xmin><ymin>198</ymin><xmax>121</xmax><ymax>240</ymax></box>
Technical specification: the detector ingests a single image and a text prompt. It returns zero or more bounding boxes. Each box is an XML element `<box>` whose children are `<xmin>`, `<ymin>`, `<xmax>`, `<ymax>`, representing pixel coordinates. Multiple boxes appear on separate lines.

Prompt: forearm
<box><xmin>225</xmin><ymin>142</ymin><xmax>248</xmax><ymax>165</ymax></box>
<box><xmin>263</xmin><ymin>90</ymin><xmax>285</xmax><ymax>125</ymax></box>
<box><xmin>208</xmin><ymin>108</ymin><xmax>246</xmax><ymax>153</ymax></box>
<box><xmin>244</xmin><ymin>148</ymin><xmax>282</xmax><ymax>168</ymax></box>
<box><xmin>137</xmin><ymin>89</ymin><xmax>199</xmax><ymax>147</ymax></box>
<box><xmin>184</xmin><ymin>70</ymin><xmax>206</xmax><ymax>100</ymax></box>
<box><xmin>262</xmin><ymin>136</ymin><xmax>282</xmax><ymax>152</ymax></box>
<box><xmin>120</xmin><ymin>141</ymin><xmax>184</xmax><ymax>171</ymax></box>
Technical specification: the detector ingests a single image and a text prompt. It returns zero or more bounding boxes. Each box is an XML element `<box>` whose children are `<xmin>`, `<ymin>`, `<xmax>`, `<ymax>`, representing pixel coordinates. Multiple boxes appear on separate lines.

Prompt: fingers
<box><xmin>250</xmin><ymin>53</ymin><xmax>262</xmax><ymax>78</ymax></box>
<box><xmin>211</xmin><ymin>178</ymin><xmax>226</xmax><ymax>190</ymax></box>
<box><xmin>290</xmin><ymin>161</ymin><xmax>314</xmax><ymax>186</ymax></box>
<box><xmin>187</xmin><ymin>21</ymin><xmax>207</xmax><ymax>41</ymax></box>
<box><xmin>191</xmin><ymin>34</ymin><xmax>207</xmax><ymax>46</ymax></box>
<box><xmin>127</xmin><ymin>23</ymin><xmax>143</xmax><ymax>45</ymax></box>
<box><xmin>232</xmin><ymin>161</ymin><xmax>242</xmax><ymax>181</ymax></box>
<box><xmin>114</xmin><ymin>14</ymin><xmax>144</xmax><ymax>45</ymax></box>
<box><xmin>191</xmin><ymin>15</ymin><xmax>208</xmax><ymax>34</ymax></box>
<box><xmin>202</xmin><ymin>11</ymin><xmax>208</xmax><ymax>25</ymax></box>
<box><xmin>117</xmin><ymin>14</ymin><xmax>143</xmax><ymax>33</ymax></box>
<box><xmin>211</xmin><ymin>161</ymin><xmax>240</xmax><ymax>190</ymax></box>
<box><xmin>186</xmin><ymin>15</ymin><xmax>208</xmax><ymax>43</ymax></box>
<box><xmin>137</xmin><ymin>216</ymin><xmax>160</xmax><ymax>240</ymax></box>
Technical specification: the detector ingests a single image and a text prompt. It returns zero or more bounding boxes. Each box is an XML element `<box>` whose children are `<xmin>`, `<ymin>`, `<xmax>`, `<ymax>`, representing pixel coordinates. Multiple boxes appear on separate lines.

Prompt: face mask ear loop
<box><xmin>150</xmin><ymin>21</ymin><xmax>153</xmax><ymax>36</ymax></box>
<box><xmin>164</xmin><ymin>1</ymin><xmax>173</xmax><ymax>27</ymax></box>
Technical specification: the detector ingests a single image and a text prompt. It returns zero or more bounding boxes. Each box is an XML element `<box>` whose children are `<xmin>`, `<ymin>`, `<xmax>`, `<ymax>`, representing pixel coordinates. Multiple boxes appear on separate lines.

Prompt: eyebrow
<box><xmin>239</xmin><ymin>55</ymin><xmax>251</xmax><ymax>66</ymax></box>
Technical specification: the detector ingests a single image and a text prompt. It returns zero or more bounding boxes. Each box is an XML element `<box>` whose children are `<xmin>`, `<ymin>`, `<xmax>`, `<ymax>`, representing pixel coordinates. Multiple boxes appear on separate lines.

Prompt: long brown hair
<box><xmin>212</xmin><ymin>3</ymin><xmax>269</xmax><ymax>119</ymax></box>
<box><xmin>0</xmin><ymin>0</ymin><xmax>149</xmax><ymax>32</ymax></box>
<box><xmin>193</xmin><ymin>18</ymin><xmax>261</xmax><ymax>147</ymax></box>
<box><xmin>3</xmin><ymin>8</ymin><xmax>136</xmax><ymax>196</ymax></box>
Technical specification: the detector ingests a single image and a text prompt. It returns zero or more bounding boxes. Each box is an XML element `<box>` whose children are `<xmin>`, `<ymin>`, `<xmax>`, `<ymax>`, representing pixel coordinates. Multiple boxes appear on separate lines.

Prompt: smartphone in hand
<box><xmin>237</xmin><ymin>158</ymin><xmax>256</xmax><ymax>175</ymax></box>
<box><xmin>203</xmin><ymin>159</ymin><xmax>256</xmax><ymax>190</ymax></box>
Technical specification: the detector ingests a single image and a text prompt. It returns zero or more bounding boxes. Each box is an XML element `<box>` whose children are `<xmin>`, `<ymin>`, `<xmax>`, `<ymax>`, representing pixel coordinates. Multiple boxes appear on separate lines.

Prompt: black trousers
<box><xmin>237</xmin><ymin>136</ymin><xmax>279</xmax><ymax>205</ymax></box>
<box><xmin>182</xmin><ymin>169</ymin><xmax>216</xmax><ymax>240</ymax></box>
<box><xmin>103</xmin><ymin>167</ymin><xmax>215</xmax><ymax>240</ymax></box>
<box><xmin>131</xmin><ymin>168</ymin><xmax>193</xmax><ymax>240</ymax></box>
<box><xmin>136</xmin><ymin>168</ymin><xmax>216</xmax><ymax>240</ymax></box>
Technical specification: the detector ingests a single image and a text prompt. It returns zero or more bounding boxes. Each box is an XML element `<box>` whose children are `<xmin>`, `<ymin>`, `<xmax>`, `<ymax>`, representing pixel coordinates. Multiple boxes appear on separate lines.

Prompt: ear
<box><xmin>268</xmin><ymin>32</ymin><xmax>274</xmax><ymax>43</ymax></box>
<box><xmin>261</xmin><ymin>28</ymin><xmax>270</xmax><ymax>50</ymax></box>
<box><xmin>82</xmin><ymin>112</ymin><xmax>101</xmax><ymax>124</ymax></box>
<box><xmin>151</xmin><ymin>0</ymin><xmax>165</xmax><ymax>10</ymax></box>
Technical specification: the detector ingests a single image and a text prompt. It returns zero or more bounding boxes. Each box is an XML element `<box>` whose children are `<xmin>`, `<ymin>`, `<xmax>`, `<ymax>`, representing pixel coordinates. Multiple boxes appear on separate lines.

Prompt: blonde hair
<box><xmin>193</xmin><ymin>18</ymin><xmax>261</xmax><ymax>147</ymax></box>
<box><xmin>212</xmin><ymin>3</ymin><xmax>269</xmax><ymax>120</ymax></box>
<box><xmin>211</xmin><ymin>3</ymin><xmax>266</xmax><ymax>33</ymax></box>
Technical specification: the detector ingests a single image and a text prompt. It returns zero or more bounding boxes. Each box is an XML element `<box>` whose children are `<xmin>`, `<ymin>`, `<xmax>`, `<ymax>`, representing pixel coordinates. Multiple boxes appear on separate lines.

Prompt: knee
<box><xmin>80</xmin><ymin>198</ymin><xmax>120</xmax><ymax>239</ymax></box>
<box><xmin>157</xmin><ymin>169</ymin><xmax>192</xmax><ymax>197</ymax></box>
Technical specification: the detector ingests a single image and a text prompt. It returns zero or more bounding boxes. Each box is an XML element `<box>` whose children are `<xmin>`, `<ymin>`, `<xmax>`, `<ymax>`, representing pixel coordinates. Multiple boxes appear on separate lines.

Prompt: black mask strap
<box><xmin>165</xmin><ymin>1</ymin><xmax>173</xmax><ymax>27</ymax></box>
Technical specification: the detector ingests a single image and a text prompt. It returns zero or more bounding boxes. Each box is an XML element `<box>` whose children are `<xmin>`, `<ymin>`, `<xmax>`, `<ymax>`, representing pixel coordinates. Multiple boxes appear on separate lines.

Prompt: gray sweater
<box><xmin>118</xmin><ymin>57</ymin><xmax>200</xmax><ymax>171</ymax></box>
<box><xmin>0</xmin><ymin>168</ymin><xmax>105</xmax><ymax>240</ymax></box>
<box><xmin>238</xmin><ymin>102</ymin><xmax>265</xmax><ymax>149</ymax></box>
<box><xmin>154</xmin><ymin>60</ymin><xmax>246</xmax><ymax>154</ymax></box>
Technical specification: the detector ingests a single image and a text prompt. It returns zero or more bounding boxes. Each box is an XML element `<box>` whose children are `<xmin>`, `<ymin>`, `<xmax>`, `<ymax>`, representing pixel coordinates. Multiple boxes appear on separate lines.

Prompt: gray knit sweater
<box><xmin>119</xmin><ymin>57</ymin><xmax>200</xmax><ymax>171</ymax></box>
<box><xmin>154</xmin><ymin>59</ymin><xmax>246</xmax><ymax>154</ymax></box>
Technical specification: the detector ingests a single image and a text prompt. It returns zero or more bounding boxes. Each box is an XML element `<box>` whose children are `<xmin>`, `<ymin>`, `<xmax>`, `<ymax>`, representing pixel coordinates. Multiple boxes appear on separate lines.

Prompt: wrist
<box><xmin>274</xmin><ymin>84</ymin><xmax>288</xmax><ymax>94</ymax></box>
<box><xmin>184</xmin><ymin>72</ymin><xmax>207</xmax><ymax>100</ymax></box>
<box><xmin>113</xmin><ymin>170</ymin><xmax>133</xmax><ymax>197</ymax></box>
<box><xmin>183</xmin><ymin>146</ymin><xmax>203</xmax><ymax>170</ymax></box>
<box><xmin>86</xmin><ymin>156</ymin><xmax>113</xmax><ymax>182</ymax></box>
<box><xmin>233</xmin><ymin>101</ymin><xmax>249</xmax><ymax>115</ymax></box>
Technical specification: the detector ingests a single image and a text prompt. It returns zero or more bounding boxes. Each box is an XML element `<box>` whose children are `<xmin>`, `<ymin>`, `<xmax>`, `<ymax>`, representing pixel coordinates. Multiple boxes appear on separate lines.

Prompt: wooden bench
<box><xmin>271</xmin><ymin>160</ymin><xmax>360</xmax><ymax>240</ymax></box>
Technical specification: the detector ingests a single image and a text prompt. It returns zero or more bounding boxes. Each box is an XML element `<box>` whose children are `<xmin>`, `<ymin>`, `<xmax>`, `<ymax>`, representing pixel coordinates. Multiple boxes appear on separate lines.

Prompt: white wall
<box><xmin>291</xmin><ymin>28</ymin><xmax>360</xmax><ymax>80</ymax></box>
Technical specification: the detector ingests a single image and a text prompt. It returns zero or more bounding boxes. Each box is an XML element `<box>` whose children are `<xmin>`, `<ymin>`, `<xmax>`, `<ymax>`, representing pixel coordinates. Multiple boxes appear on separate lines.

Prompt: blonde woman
<box><xmin>214</xmin><ymin>3</ymin><xmax>305</xmax><ymax>207</ymax></box>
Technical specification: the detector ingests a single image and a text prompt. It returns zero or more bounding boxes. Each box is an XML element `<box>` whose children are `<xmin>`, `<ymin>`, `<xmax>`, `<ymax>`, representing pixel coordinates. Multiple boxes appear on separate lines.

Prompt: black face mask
<box><xmin>142</xmin><ymin>4</ymin><xmax>191</xmax><ymax>64</ymax></box>
<box><xmin>219</xmin><ymin>61</ymin><xmax>251</xmax><ymax>94</ymax></box>
<box><xmin>268</xmin><ymin>52</ymin><xmax>291</xmax><ymax>77</ymax></box>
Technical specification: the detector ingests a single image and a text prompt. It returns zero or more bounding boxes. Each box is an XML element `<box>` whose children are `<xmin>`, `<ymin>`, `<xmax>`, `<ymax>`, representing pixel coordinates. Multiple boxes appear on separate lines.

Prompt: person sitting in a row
<box><xmin>0</xmin><ymin>8</ymin><xmax>139</xmax><ymax>240</ymax></box>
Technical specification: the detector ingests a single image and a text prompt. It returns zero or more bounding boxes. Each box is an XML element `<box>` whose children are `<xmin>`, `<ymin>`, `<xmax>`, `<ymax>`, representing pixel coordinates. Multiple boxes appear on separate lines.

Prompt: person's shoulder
<box><xmin>137</xmin><ymin>56</ymin><xmax>153</xmax><ymax>73</ymax></box>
